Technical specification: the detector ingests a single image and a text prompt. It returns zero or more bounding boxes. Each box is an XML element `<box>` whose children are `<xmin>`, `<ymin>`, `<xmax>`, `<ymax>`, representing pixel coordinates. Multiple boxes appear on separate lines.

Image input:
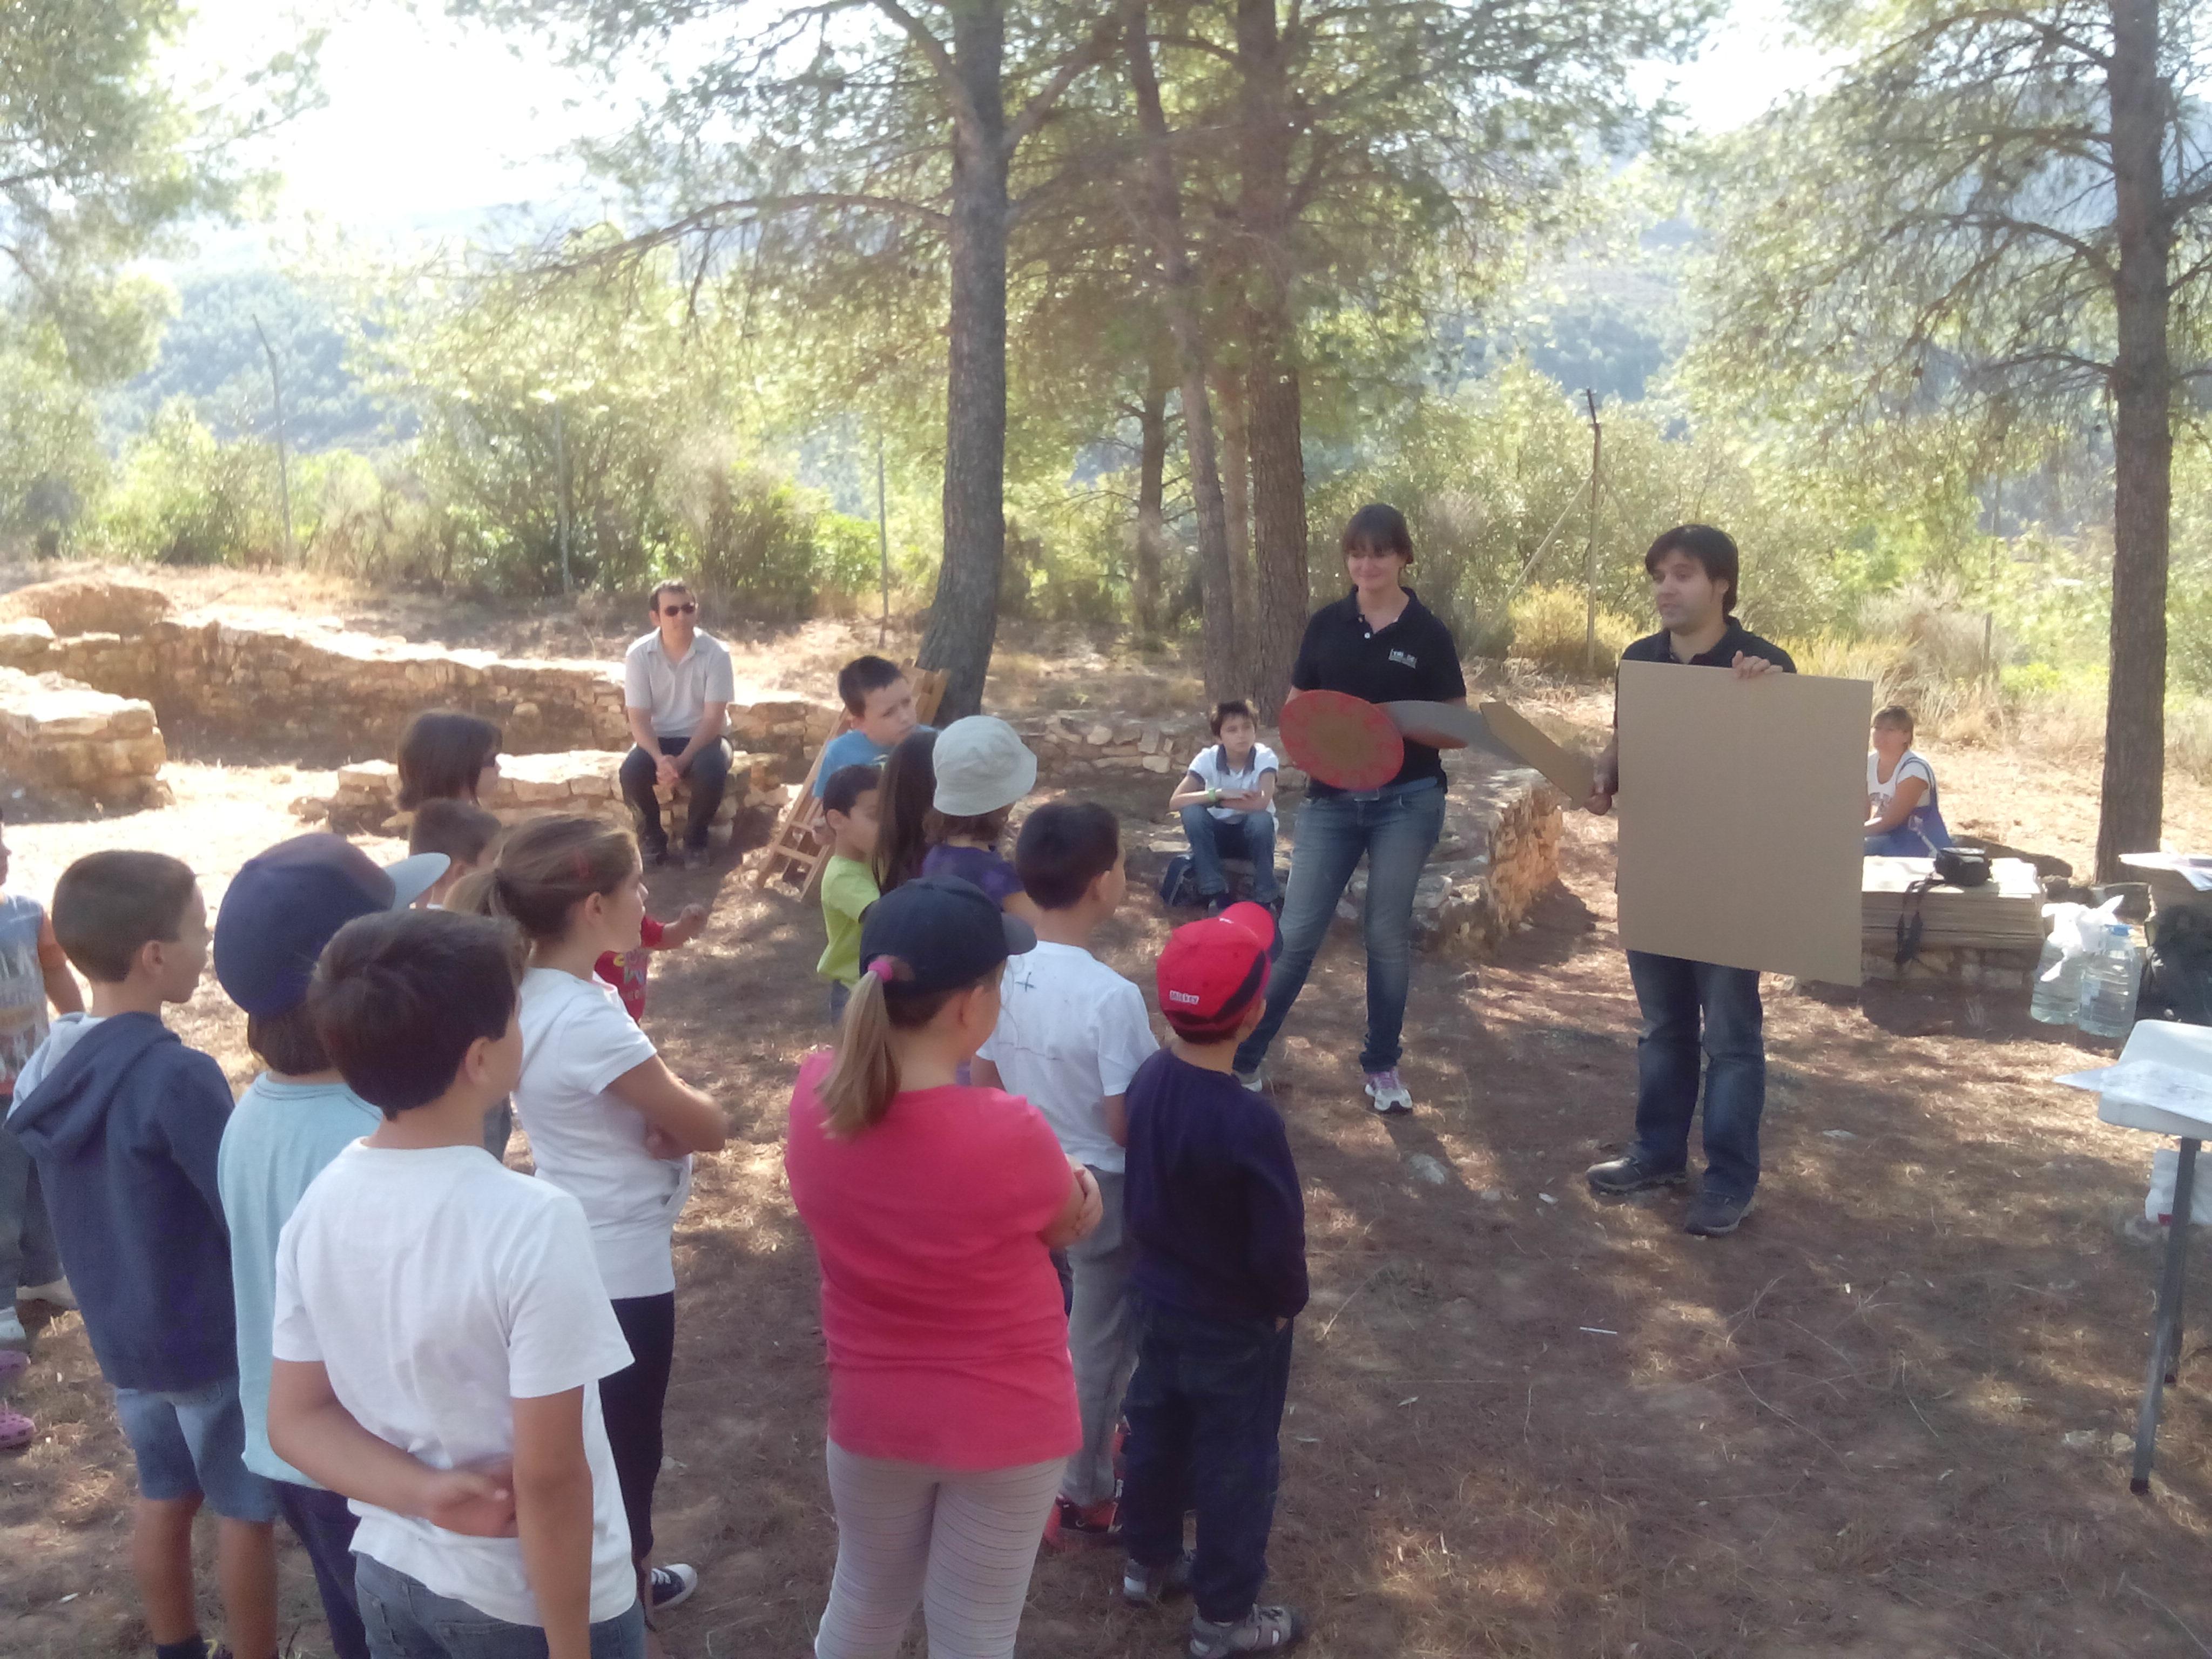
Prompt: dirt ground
<box><xmin>6</xmin><ymin>564</ymin><xmax>2212</xmax><ymax>1657</ymax></box>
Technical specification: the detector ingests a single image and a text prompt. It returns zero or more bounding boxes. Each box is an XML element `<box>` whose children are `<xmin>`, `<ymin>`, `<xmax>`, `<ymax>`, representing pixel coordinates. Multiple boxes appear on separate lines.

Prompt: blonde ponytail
<box><xmin>816</xmin><ymin>956</ymin><xmax>1000</xmax><ymax>1138</ymax></box>
<box><xmin>820</xmin><ymin>971</ymin><xmax>899</xmax><ymax>1137</ymax></box>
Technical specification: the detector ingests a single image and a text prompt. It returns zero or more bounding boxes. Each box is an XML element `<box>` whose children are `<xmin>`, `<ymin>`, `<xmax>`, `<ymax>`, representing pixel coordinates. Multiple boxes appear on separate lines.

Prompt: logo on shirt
<box><xmin>1388</xmin><ymin>649</ymin><xmax>1418</xmax><ymax>669</ymax></box>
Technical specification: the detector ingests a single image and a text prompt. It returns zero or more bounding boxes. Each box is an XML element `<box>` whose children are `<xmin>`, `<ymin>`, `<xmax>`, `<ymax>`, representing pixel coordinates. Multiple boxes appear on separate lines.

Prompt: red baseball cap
<box><xmin>1157</xmin><ymin>902</ymin><xmax>1280</xmax><ymax>1038</ymax></box>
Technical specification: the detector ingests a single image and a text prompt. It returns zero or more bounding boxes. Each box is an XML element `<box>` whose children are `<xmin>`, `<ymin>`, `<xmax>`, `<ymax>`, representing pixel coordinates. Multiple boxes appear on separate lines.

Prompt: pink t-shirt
<box><xmin>784</xmin><ymin>1050</ymin><xmax>1079</xmax><ymax>1469</ymax></box>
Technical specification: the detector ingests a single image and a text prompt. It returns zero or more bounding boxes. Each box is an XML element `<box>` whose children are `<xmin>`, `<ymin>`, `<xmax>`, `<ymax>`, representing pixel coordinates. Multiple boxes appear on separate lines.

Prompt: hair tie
<box><xmin>573</xmin><ymin>849</ymin><xmax>592</xmax><ymax>882</ymax></box>
<box><xmin>865</xmin><ymin>956</ymin><xmax>899</xmax><ymax>983</ymax></box>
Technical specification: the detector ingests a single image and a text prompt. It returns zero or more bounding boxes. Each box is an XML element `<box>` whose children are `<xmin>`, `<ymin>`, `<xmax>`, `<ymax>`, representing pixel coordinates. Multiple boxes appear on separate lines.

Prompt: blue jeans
<box><xmin>1626</xmin><ymin>951</ymin><xmax>1766</xmax><ymax>1202</ymax></box>
<box><xmin>1233</xmin><ymin>781</ymin><xmax>1446</xmax><ymax>1076</ymax></box>
<box><xmin>1178</xmin><ymin>808</ymin><xmax>1280</xmax><ymax>903</ymax></box>
<box><xmin>355</xmin><ymin>1555</ymin><xmax>645</xmax><ymax>1659</ymax></box>
<box><xmin>0</xmin><ymin>1115</ymin><xmax>60</xmax><ymax>1301</ymax></box>
<box><xmin>276</xmin><ymin>1481</ymin><xmax>370</xmax><ymax>1659</ymax></box>
<box><xmin>618</xmin><ymin>737</ymin><xmax>730</xmax><ymax>853</ymax></box>
<box><xmin>1120</xmin><ymin>1300</ymin><xmax>1294</xmax><ymax>1627</ymax></box>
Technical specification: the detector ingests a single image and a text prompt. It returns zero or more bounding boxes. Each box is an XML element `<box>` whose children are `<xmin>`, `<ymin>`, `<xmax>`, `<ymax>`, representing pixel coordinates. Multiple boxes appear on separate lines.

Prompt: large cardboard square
<box><xmin>1615</xmin><ymin>659</ymin><xmax>1871</xmax><ymax>983</ymax></box>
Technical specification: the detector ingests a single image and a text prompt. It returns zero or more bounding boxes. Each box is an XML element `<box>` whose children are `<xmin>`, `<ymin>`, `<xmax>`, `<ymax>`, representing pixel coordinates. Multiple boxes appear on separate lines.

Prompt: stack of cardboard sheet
<box><xmin>1861</xmin><ymin>856</ymin><xmax>2045</xmax><ymax>950</ymax></box>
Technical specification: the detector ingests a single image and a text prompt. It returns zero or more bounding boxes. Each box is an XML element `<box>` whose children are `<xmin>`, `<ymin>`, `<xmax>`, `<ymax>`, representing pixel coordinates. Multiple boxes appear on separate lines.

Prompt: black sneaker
<box><xmin>1684</xmin><ymin>1190</ymin><xmax>1752</xmax><ymax>1237</ymax></box>
<box><xmin>649</xmin><ymin>1563</ymin><xmax>699</xmax><ymax>1610</ymax></box>
<box><xmin>640</xmin><ymin>842</ymin><xmax>670</xmax><ymax>868</ymax></box>
<box><xmin>1202</xmin><ymin>892</ymin><xmax>1232</xmax><ymax>915</ymax></box>
<box><xmin>1585</xmin><ymin>1154</ymin><xmax>1688</xmax><ymax>1196</ymax></box>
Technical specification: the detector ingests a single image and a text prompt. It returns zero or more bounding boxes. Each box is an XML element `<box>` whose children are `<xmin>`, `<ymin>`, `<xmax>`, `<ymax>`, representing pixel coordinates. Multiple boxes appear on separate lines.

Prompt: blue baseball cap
<box><xmin>214</xmin><ymin>834</ymin><xmax>448</xmax><ymax>1017</ymax></box>
<box><xmin>858</xmin><ymin>875</ymin><xmax>1034</xmax><ymax>993</ymax></box>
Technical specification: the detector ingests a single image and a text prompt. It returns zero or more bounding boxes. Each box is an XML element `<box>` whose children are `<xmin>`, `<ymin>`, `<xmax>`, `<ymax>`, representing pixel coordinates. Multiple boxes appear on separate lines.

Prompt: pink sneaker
<box><xmin>1363</xmin><ymin>1068</ymin><xmax>1413</xmax><ymax>1115</ymax></box>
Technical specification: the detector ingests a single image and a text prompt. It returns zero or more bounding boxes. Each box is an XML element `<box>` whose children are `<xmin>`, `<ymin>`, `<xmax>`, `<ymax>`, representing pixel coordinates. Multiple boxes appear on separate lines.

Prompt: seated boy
<box><xmin>410</xmin><ymin>798</ymin><xmax>503</xmax><ymax>907</ymax></box>
<box><xmin>268</xmin><ymin>908</ymin><xmax>644</xmax><ymax>1656</ymax></box>
<box><xmin>972</xmin><ymin>802</ymin><xmax>1157</xmax><ymax>1543</ymax></box>
<box><xmin>1118</xmin><ymin>902</ymin><xmax>1307</xmax><ymax>1659</ymax></box>
<box><xmin>811</xmin><ymin>655</ymin><xmax>928</xmax><ymax>799</ymax></box>
<box><xmin>816</xmin><ymin>763</ymin><xmax>883</xmax><ymax>1024</ymax></box>
<box><xmin>1166</xmin><ymin>700</ymin><xmax>1280</xmax><ymax>910</ymax></box>
<box><xmin>8</xmin><ymin>851</ymin><xmax>279</xmax><ymax>1659</ymax></box>
<box><xmin>213</xmin><ymin>834</ymin><xmax>450</xmax><ymax>1659</ymax></box>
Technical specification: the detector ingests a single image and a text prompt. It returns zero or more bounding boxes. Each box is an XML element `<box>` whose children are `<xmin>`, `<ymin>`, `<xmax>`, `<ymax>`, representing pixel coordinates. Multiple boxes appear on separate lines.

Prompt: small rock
<box><xmin>1478</xmin><ymin>1188</ymin><xmax>1506</xmax><ymax>1202</ymax></box>
<box><xmin>1822</xmin><ymin>1129</ymin><xmax>1859</xmax><ymax>1141</ymax></box>
<box><xmin>1538</xmin><ymin>1192</ymin><xmax>1557</xmax><ymax>1205</ymax></box>
<box><xmin>2062</xmin><ymin>1429</ymin><xmax>2100</xmax><ymax>1452</ymax></box>
<box><xmin>2108</xmin><ymin>1432</ymin><xmax>2134</xmax><ymax>1458</ymax></box>
<box><xmin>1406</xmin><ymin>1154</ymin><xmax>1451</xmax><ymax>1186</ymax></box>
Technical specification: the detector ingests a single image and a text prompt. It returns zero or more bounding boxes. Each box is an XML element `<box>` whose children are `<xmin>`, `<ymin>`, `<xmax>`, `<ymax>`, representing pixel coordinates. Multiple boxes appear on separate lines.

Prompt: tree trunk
<box><xmin>1125</xmin><ymin>10</ymin><xmax>1239</xmax><ymax>700</ymax></box>
<box><xmin>1134</xmin><ymin>372</ymin><xmax>1169</xmax><ymax>645</ymax></box>
<box><xmin>916</xmin><ymin>0</ymin><xmax>1010</xmax><ymax>723</ymax></box>
<box><xmin>1234</xmin><ymin>0</ymin><xmax>1306</xmax><ymax>722</ymax></box>
<box><xmin>1216</xmin><ymin>368</ymin><xmax>1256</xmax><ymax>678</ymax></box>
<box><xmin>2098</xmin><ymin>0</ymin><xmax>2170</xmax><ymax>880</ymax></box>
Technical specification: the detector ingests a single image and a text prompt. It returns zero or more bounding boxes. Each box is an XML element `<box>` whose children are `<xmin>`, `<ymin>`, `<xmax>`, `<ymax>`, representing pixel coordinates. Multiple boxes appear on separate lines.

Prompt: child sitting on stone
<box><xmin>1167</xmin><ymin>701</ymin><xmax>1279</xmax><ymax>912</ymax></box>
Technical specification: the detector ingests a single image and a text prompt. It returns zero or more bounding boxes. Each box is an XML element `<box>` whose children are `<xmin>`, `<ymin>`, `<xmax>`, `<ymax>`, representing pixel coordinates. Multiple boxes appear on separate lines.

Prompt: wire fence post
<box><xmin>1582</xmin><ymin>389</ymin><xmax>1602</xmax><ymax>674</ymax></box>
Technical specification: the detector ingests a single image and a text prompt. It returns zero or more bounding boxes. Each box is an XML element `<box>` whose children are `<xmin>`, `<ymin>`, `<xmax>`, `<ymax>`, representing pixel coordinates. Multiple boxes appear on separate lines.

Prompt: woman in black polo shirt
<box><xmin>1233</xmin><ymin>504</ymin><xmax>1466</xmax><ymax>1115</ymax></box>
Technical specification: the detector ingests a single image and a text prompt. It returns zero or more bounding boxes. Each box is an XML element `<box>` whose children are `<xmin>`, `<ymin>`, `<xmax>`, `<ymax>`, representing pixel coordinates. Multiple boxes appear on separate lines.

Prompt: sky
<box><xmin>174</xmin><ymin>0</ymin><xmax>1836</xmax><ymax>247</ymax></box>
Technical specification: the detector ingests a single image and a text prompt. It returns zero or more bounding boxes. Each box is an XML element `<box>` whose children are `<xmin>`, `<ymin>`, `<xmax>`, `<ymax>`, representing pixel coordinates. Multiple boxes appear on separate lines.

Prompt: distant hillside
<box><xmin>100</xmin><ymin>269</ymin><xmax>401</xmax><ymax>453</ymax></box>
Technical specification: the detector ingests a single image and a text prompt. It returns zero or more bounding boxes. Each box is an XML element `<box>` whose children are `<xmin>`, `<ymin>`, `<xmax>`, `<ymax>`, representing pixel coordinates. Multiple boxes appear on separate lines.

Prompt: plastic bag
<box><xmin>2145</xmin><ymin>1144</ymin><xmax>2212</xmax><ymax>1226</ymax></box>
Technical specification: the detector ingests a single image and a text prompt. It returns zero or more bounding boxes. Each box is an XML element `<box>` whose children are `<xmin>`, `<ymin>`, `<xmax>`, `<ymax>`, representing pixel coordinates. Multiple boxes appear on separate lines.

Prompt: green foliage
<box><xmin>0</xmin><ymin>0</ymin><xmax>319</xmax><ymax>380</ymax></box>
<box><xmin>103</xmin><ymin>270</ymin><xmax>392</xmax><ymax>452</ymax></box>
<box><xmin>1508</xmin><ymin>584</ymin><xmax>1638</xmax><ymax>673</ymax></box>
<box><xmin>93</xmin><ymin>399</ymin><xmax>283</xmax><ymax>565</ymax></box>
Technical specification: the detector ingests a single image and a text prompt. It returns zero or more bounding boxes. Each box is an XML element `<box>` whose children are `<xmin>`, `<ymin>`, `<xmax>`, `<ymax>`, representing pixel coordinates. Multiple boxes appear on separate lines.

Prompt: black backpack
<box><xmin>1158</xmin><ymin>854</ymin><xmax>1199</xmax><ymax>909</ymax></box>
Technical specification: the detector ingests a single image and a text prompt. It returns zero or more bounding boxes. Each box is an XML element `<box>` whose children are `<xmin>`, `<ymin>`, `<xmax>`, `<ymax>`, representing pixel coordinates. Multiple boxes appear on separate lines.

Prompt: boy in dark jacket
<box><xmin>8</xmin><ymin>851</ymin><xmax>277</xmax><ymax>1659</ymax></box>
<box><xmin>1118</xmin><ymin>902</ymin><xmax>1309</xmax><ymax>1659</ymax></box>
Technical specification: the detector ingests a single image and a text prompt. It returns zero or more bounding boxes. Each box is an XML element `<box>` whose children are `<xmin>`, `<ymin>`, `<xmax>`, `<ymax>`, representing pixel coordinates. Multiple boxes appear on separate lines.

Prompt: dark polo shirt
<box><xmin>1291</xmin><ymin>587</ymin><xmax>1466</xmax><ymax>796</ymax></box>
<box><xmin>1619</xmin><ymin>620</ymin><xmax>1796</xmax><ymax>672</ymax></box>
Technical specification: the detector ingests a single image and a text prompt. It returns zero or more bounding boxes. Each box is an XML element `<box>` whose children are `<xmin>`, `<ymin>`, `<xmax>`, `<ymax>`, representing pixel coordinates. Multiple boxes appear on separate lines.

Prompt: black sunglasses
<box><xmin>660</xmin><ymin>602</ymin><xmax>697</xmax><ymax>615</ymax></box>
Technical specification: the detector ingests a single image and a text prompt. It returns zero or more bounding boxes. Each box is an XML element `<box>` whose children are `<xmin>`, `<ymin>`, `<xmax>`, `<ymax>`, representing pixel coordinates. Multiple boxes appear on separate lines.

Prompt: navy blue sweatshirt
<box><xmin>8</xmin><ymin>1013</ymin><xmax>238</xmax><ymax>1392</ymax></box>
<box><xmin>1124</xmin><ymin>1049</ymin><xmax>1308</xmax><ymax>1323</ymax></box>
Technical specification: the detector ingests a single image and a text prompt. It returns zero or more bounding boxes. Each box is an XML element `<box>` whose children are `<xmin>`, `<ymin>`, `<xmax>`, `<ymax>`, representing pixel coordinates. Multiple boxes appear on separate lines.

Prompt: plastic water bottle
<box><xmin>2075</xmin><ymin>922</ymin><xmax>2142</xmax><ymax>1038</ymax></box>
<box><xmin>2030</xmin><ymin>932</ymin><xmax>2083</xmax><ymax>1023</ymax></box>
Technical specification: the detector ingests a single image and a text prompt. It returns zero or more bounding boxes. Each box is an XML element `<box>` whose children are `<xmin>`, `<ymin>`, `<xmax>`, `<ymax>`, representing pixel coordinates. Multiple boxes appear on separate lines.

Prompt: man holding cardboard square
<box><xmin>1583</xmin><ymin>526</ymin><xmax>1795</xmax><ymax>1238</ymax></box>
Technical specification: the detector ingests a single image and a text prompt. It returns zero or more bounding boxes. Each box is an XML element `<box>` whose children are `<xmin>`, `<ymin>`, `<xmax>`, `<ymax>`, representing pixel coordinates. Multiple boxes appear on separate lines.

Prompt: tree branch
<box><xmin>1003</xmin><ymin>0</ymin><xmax>1147</xmax><ymax>158</ymax></box>
<box><xmin>866</xmin><ymin>0</ymin><xmax>971</xmax><ymax>126</ymax></box>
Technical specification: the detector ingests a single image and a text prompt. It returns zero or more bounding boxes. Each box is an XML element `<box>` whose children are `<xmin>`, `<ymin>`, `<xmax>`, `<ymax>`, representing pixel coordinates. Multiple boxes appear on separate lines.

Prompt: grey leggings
<box><xmin>813</xmin><ymin>1442</ymin><xmax>1061</xmax><ymax>1659</ymax></box>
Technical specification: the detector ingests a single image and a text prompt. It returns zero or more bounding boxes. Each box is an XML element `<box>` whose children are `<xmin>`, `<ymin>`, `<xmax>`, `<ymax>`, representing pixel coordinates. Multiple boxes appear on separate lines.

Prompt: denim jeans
<box><xmin>1233</xmin><ymin>781</ymin><xmax>1446</xmax><ymax>1076</ymax></box>
<box><xmin>1626</xmin><ymin>950</ymin><xmax>1766</xmax><ymax>1202</ymax></box>
<box><xmin>276</xmin><ymin>1481</ymin><xmax>370</xmax><ymax>1659</ymax></box>
<box><xmin>1177</xmin><ymin>808</ymin><xmax>1280</xmax><ymax>903</ymax></box>
<box><xmin>1119</xmin><ymin>1299</ymin><xmax>1294</xmax><ymax>1627</ymax></box>
<box><xmin>0</xmin><ymin>1116</ymin><xmax>59</xmax><ymax>1301</ymax></box>
<box><xmin>355</xmin><ymin>1555</ymin><xmax>645</xmax><ymax>1659</ymax></box>
<box><xmin>618</xmin><ymin>737</ymin><xmax>730</xmax><ymax>853</ymax></box>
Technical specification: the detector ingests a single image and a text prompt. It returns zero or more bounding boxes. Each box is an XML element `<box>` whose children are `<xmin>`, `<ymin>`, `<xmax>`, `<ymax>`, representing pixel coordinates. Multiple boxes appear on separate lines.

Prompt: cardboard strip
<box><xmin>1382</xmin><ymin>700</ymin><xmax>1597</xmax><ymax>800</ymax></box>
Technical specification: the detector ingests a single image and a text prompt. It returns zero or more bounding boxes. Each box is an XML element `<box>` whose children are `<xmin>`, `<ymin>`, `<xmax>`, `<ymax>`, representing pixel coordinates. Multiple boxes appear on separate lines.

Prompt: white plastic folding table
<box><xmin>2064</xmin><ymin>1020</ymin><xmax>2212</xmax><ymax>1494</ymax></box>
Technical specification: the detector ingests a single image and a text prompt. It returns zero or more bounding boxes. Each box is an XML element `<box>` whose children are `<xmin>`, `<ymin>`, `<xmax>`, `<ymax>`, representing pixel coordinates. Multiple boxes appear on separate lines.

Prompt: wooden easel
<box><xmin>751</xmin><ymin>665</ymin><xmax>947</xmax><ymax>899</ymax></box>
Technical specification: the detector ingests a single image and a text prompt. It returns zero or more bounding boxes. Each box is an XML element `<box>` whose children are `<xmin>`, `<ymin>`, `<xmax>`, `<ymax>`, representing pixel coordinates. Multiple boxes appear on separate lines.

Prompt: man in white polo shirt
<box><xmin>619</xmin><ymin>581</ymin><xmax>735</xmax><ymax>867</ymax></box>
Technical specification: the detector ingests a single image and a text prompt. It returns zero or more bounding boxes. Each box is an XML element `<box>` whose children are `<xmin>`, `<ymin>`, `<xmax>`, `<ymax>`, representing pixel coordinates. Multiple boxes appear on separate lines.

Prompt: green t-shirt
<box><xmin>817</xmin><ymin>854</ymin><xmax>881</xmax><ymax>987</ymax></box>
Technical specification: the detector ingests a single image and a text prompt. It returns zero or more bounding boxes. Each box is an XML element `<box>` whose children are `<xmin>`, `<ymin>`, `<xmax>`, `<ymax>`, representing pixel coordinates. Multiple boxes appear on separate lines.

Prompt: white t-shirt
<box><xmin>1185</xmin><ymin>742</ymin><xmax>1280</xmax><ymax>822</ymax></box>
<box><xmin>1867</xmin><ymin>748</ymin><xmax>1937</xmax><ymax>810</ymax></box>
<box><xmin>623</xmin><ymin>630</ymin><xmax>736</xmax><ymax>740</ymax></box>
<box><xmin>514</xmin><ymin>968</ymin><xmax>685</xmax><ymax>1299</ymax></box>
<box><xmin>271</xmin><ymin>1141</ymin><xmax>637</xmax><ymax>1627</ymax></box>
<box><xmin>976</xmin><ymin>941</ymin><xmax>1157</xmax><ymax>1173</ymax></box>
